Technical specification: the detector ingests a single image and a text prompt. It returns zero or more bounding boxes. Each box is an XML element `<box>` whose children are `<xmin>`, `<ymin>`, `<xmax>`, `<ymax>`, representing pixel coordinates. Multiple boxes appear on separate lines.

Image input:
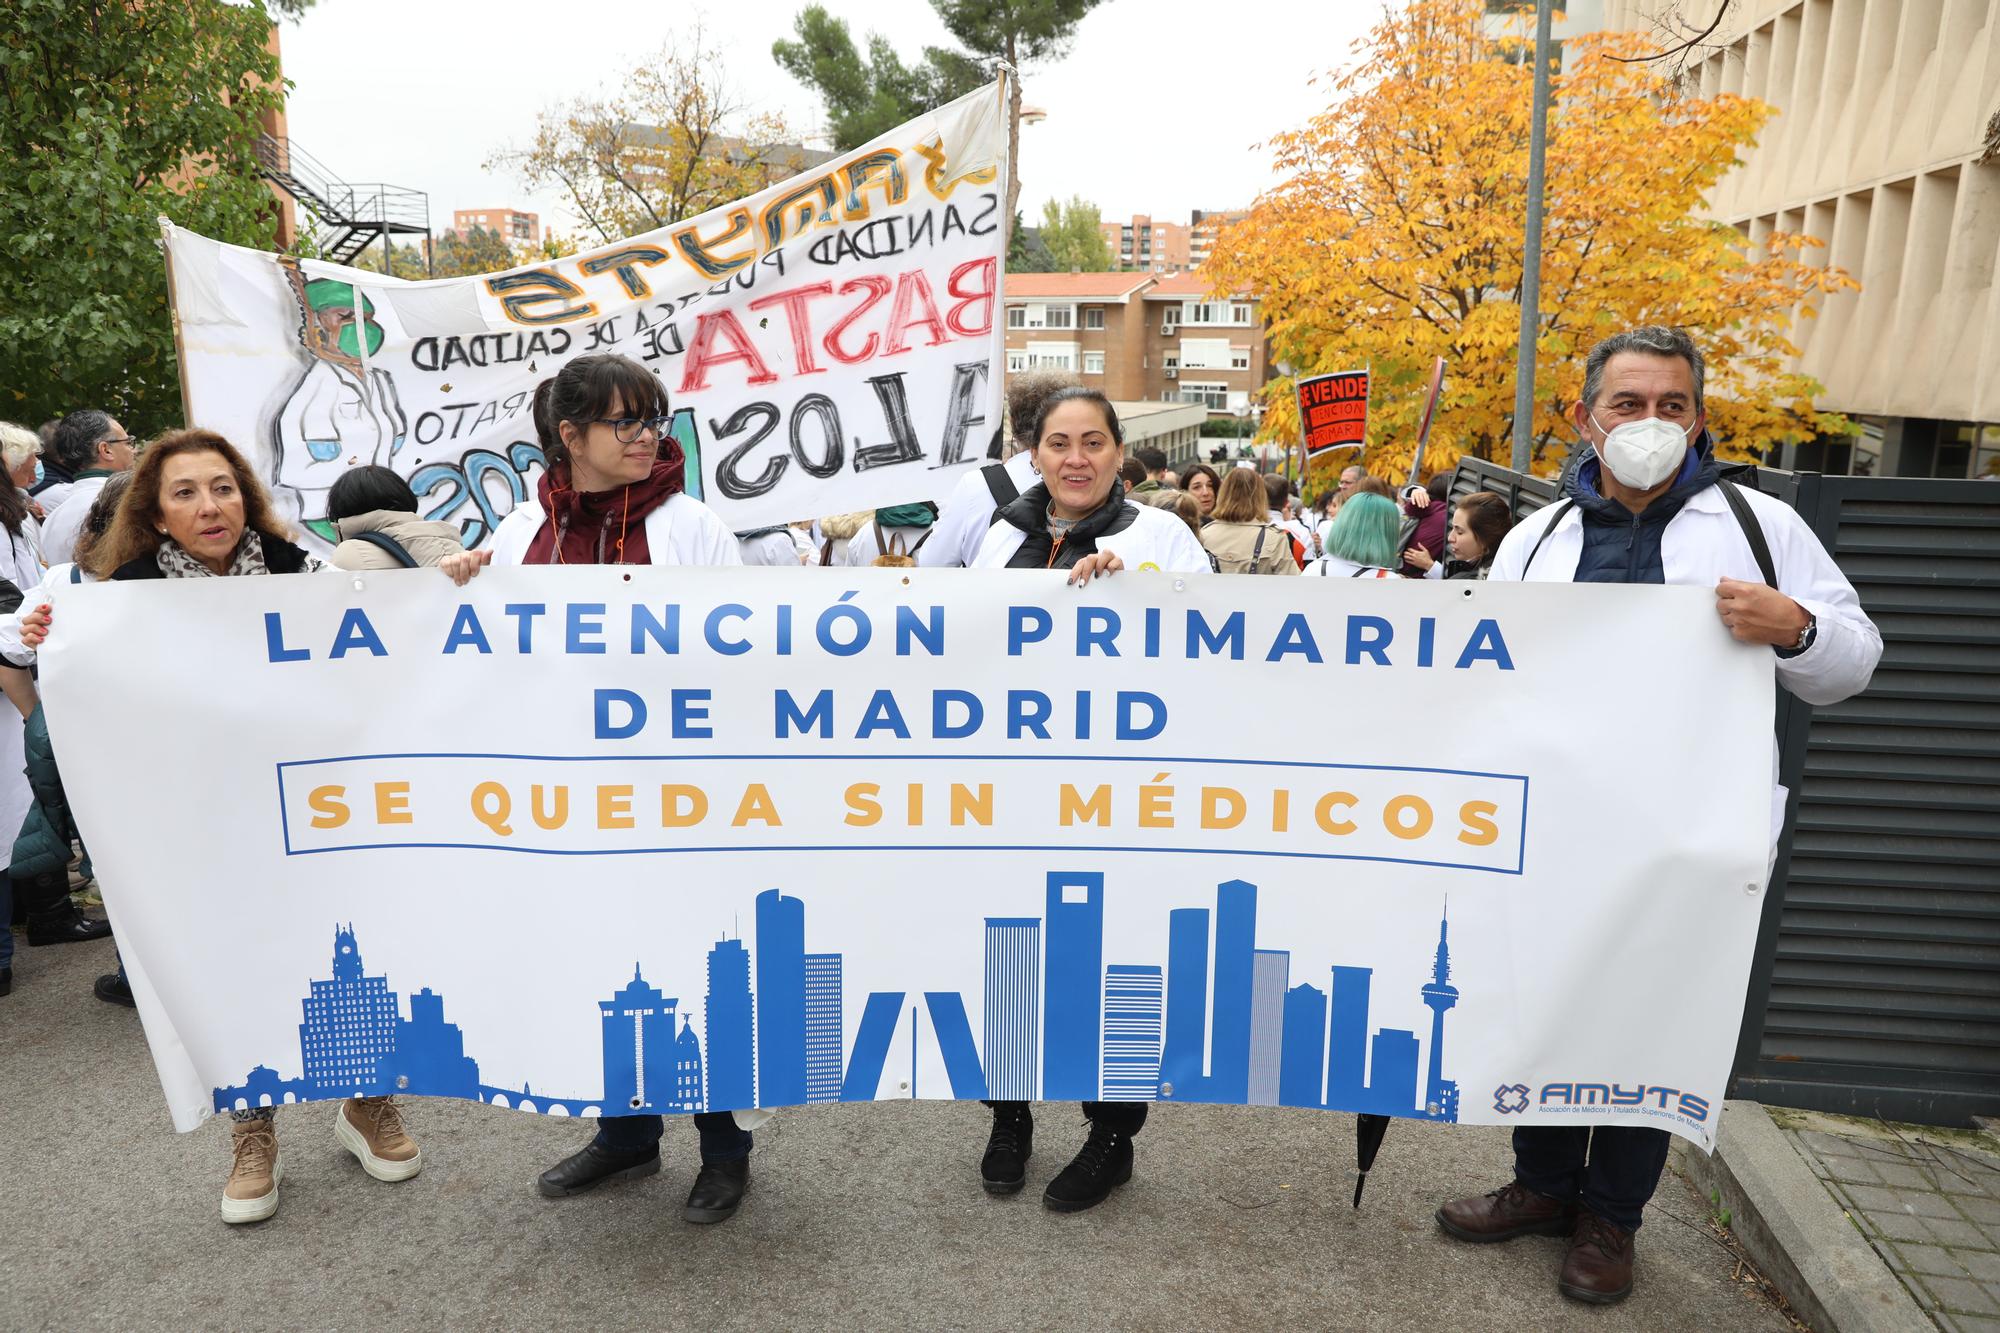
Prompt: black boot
<box><xmin>536</xmin><ymin>1139</ymin><xmax>660</xmax><ymax>1198</ymax></box>
<box><xmin>1043</xmin><ymin>1121</ymin><xmax>1134</xmax><ymax>1213</ymax></box>
<box><xmin>26</xmin><ymin>909</ymin><xmax>111</xmax><ymax>945</ymax></box>
<box><xmin>980</xmin><ymin>1104</ymin><xmax>1033</xmax><ymax>1195</ymax></box>
<box><xmin>683</xmin><ymin>1157</ymin><xmax>749</xmax><ymax>1224</ymax></box>
<box><xmin>94</xmin><ymin>972</ymin><xmax>134</xmax><ymax>1006</ymax></box>
<box><xmin>0</xmin><ymin>966</ymin><xmax>11</xmax><ymax>997</ymax></box>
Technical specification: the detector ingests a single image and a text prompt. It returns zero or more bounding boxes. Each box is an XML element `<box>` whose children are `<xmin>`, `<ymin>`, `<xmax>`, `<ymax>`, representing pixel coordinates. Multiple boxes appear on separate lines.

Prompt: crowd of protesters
<box><xmin>0</xmin><ymin>326</ymin><xmax>1882</xmax><ymax>1309</ymax></box>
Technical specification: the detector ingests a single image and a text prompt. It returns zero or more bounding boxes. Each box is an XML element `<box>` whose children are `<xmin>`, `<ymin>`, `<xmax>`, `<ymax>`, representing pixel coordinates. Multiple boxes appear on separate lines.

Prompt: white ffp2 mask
<box><xmin>1592</xmin><ymin>414</ymin><xmax>1693</xmax><ymax>490</ymax></box>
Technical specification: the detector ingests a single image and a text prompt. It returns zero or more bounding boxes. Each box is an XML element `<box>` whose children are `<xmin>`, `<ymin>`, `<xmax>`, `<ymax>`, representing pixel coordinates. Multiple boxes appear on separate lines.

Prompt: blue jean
<box><xmin>1513</xmin><ymin>1124</ymin><xmax>1673</xmax><ymax>1232</ymax></box>
<box><xmin>0</xmin><ymin>873</ymin><xmax>11</xmax><ymax>972</ymax></box>
<box><xmin>596</xmin><ymin>1112</ymin><xmax>751</xmax><ymax>1164</ymax></box>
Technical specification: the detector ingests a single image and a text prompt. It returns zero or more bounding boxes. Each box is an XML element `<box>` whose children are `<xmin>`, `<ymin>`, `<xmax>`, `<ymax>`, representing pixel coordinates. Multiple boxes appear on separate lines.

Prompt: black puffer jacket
<box><xmin>992</xmin><ymin>481</ymin><xmax>1137</xmax><ymax>570</ymax></box>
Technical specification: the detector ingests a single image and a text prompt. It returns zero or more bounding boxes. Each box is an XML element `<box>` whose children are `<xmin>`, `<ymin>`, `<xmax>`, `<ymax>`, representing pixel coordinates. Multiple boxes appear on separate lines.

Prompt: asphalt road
<box><xmin>1</xmin><ymin>935</ymin><xmax>1793</xmax><ymax>1330</ymax></box>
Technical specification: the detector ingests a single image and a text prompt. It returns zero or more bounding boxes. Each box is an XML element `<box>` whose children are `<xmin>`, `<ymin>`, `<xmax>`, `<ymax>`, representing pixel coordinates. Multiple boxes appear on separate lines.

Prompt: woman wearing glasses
<box><xmin>486</xmin><ymin>355</ymin><xmax>756</xmax><ymax>1221</ymax></box>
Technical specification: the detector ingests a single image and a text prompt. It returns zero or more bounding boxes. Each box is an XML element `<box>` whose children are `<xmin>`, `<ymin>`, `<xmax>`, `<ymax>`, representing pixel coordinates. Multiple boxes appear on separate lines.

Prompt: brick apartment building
<box><xmin>1002</xmin><ymin>272</ymin><xmax>1272</xmax><ymax>418</ymax></box>
<box><xmin>453</xmin><ymin>208</ymin><xmax>540</xmax><ymax>246</ymax></box>
<box><xmin>1098</xmin><ymin>214</ymin><xmax>1193</xmax><ymax>272</ymax></box>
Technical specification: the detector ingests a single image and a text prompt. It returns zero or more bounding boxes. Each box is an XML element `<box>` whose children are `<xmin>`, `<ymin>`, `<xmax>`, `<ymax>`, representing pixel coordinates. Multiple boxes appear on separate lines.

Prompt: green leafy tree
<box><xmin>1038</xmin><ymin>195</ymin><xmax>1110</xmax><ymax>272</ymax></box>
<box><xmin>0</xmin><ymin>0</ymin><xmax>305</xmax><ymax>428</ymax></box>
<box><xmin>1006</xmin><ymin>212</ymin><xmax>1056</xmax><ymax>273</ymax></box>
<box><xmin>772</xmin><ymin>5</ymin><xmax>986</xmax><ymax>151</ymax></box>
<box><xmin>775</xmin><ymin>0</ymin><xmax>1106</xmax><ymax>231</ymax></box>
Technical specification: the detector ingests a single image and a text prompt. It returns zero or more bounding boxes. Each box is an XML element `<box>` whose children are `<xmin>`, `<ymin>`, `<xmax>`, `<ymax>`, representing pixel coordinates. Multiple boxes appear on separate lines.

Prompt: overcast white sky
<box><xmin>281</xmin><ymin>0</ymin><xmax>1377</xmax><ymax>240</ymax></box>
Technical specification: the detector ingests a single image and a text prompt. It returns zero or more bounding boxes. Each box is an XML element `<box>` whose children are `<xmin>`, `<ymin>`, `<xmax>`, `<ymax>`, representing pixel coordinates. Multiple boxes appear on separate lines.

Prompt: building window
<box><xmin>1043</xmin><ymin>305</ymin><xmax>1074</xmax><ymax>330</ymax></box>
<box><xmin>1229</xmin><ymin>303</ymin><xmax>1252</xmax><ymax>325</ymax></box>
<box><xmin>1007</xmin><ymin>350</ymin><xmax>1026</xmax><ymax>373</ymax></box>
<box><xmin>1083</xmin><ymin>307</ymin><xmax>1105</xmax><ymax>330</ymax></box>
<box><xmin>1179</xmin><ymin>381</ymin><xmax>1229</xmax><ymax>410</ymax></box>
<box><xmin>1006</xmin><ymin>307</ymin><xmax>1026</xmax><ymax>329</ymax></box>
<box><xmin>1230</xmin><ymin>348</ymin><xmax>1251</xmax><ymax>370</ymax></box>
<box><xmin>1083</xmin><ymin>351</ymin><xmax>1105</xmax><ymax>375</ymax></box>
<box><xmin>1161</xmin><ymin>311</ymin><xmax>1179</xmax><ymax>335</ymax></box>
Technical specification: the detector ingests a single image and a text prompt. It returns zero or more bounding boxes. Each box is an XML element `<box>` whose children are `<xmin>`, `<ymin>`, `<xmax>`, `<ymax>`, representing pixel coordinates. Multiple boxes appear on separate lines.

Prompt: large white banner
<box><xmin>165</xmin><ymin>86</ymin><xmax>1008</xmax><ymax>545</ymax></box>
<box><xmin>44</xmin><ymin>571</ymin><xmax>1774</xmax><ymax>1146</ymax></box>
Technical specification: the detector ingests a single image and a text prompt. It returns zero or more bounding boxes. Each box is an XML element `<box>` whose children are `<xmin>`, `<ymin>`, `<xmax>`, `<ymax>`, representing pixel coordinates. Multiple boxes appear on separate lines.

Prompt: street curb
<box><xmin>1673</xmin><ymin>1100</ymin><xmax>1932</xmax><ymax>1333</ymax></box>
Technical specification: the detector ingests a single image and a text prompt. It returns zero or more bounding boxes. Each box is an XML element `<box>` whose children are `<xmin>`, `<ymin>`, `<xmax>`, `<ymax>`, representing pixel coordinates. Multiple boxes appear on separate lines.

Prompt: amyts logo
<box><xmin>1494</xmin><ymin>1082</ymin><xmax>1712</xmax><ymax>1123</ymax></box>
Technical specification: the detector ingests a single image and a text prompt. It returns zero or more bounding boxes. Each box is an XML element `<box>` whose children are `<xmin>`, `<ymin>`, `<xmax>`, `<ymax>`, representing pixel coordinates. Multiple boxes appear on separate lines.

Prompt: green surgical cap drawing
<box><xmin>303</xmin><ymin>278</ymin><xmax>385</xmax><ymax>359</ymax></box>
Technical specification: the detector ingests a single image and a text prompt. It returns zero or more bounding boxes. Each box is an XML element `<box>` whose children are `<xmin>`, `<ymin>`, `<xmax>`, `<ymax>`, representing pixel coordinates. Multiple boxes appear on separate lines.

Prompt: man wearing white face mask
<box><xmin>1434</xmin><ymin>326</ymin><xmax>1882</xmax><ymax>1307</ymax></box>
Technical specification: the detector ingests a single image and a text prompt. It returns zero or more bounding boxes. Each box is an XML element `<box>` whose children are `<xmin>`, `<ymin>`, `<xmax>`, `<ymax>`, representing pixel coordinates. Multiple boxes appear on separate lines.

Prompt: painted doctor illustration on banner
<box><xmin>164</xmin><ymin>82</ymin><xmax>1010</xmax><ymax>547</ymax></box>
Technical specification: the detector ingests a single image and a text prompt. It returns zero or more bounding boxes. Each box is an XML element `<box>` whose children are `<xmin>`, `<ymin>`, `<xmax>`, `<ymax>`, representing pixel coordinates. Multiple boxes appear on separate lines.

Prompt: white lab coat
<box><xmin>920</xmin><ymin>452</ymin><xmax>1039</xmax><ymax>569</ymax></box>
<box><xmin>38</xmin><ymin>475</ymin><xmax>105</xmax><ymax>567</ymax></box>
<box><xmin>488</xmin><ymin>493</ymin><xmax>741</xmax><ymax>567</ymax></box>
<box><xmin>1491</xmin><ymin>481</ymin><xmax>1884</xmax><ymax>846</ymax></box>
<box><xmin>972</xmin><ymin>498</ymin><xmax>1212</xmax><ymax>573</ymax></box>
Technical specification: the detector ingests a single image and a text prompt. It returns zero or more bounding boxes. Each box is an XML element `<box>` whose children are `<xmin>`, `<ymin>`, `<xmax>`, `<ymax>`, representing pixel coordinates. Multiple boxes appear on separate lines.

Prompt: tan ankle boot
<box><xmin>336</xmin><ymin>1096</ymin><xmax>423</xmax><ymax>1182</ymax></box>
<box><xmin>222</xmin><ymin>1117</ymin><xmax>282</xmax><ymax>1224</ymax></box>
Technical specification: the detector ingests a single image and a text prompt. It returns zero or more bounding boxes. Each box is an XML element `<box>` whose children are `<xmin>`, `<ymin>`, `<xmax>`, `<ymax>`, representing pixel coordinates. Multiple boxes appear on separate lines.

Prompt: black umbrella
<box><xmin>1353</xmin><ymin>1113</ymin><xmax>1391</xmax><ymax>1207</ymax></box>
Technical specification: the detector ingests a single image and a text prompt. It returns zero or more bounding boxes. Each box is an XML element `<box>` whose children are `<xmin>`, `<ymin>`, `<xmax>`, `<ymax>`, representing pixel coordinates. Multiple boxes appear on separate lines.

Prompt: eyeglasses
<box><xmin>591</xmin><ymin>416</ymin><xmax>670</xmax><ymax>444</ymax></box>
<box><xmin>102</xmin><ymin>435</ymin><xmax>134</xmax><ymax>447</ymax></box>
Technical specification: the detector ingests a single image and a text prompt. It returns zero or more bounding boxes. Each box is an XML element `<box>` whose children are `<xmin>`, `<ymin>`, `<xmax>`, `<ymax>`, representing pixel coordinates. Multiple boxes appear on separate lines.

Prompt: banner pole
<box><xmin>159</xmin><ymin>216</ymin><xmax>196</xmax><ymax>430</ymax></box>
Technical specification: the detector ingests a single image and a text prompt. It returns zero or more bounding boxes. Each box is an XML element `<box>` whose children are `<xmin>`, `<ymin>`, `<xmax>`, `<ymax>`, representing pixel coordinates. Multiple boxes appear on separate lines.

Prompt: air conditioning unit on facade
<box><xmin>1164</xmin><ymin>368</ymin><xmax>1178</xmax><ymax>379</ymax></box>
<box><xmin>1161</xmin><ymin>323</ymin><xmax>1178</xmax><ymax>336</ymax></box>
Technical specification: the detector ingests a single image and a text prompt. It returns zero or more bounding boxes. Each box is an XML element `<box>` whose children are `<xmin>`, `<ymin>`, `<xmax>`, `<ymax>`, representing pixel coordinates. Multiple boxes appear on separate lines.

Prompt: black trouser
<box><xmin>1512</xmin><ymin>1124</ymin><xmax>1672</xmax><ymax>1232</ymax></box>
<box><xmin>984</xmin><ymin>1100</ymin><xmax>1148</xmax><ymax>1135</ymax></box>
<box><xmin>11</xmin><ymin>868</ymin><xmax>74</xmax><ymax>925</ymax></box>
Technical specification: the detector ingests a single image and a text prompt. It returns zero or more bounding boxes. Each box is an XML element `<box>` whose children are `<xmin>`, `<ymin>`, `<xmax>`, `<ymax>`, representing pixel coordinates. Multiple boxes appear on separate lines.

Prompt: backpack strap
<box><xmin>907</xmin><ymin>527</ymin><xmax>932</xmax><ymax>556</ymax></box>
<box><xmin>1718</xmin><ymin>480</ymin><xmax>1777</xmax><ymax>588</ymax></box>
<box><xmin>69</xmin><ymin>565</ymin><xmax>84</xmax><ymax>585</ymax></box>
<box><xmin>982</xmin><ymin>461</ymin><xmax>1020</xmax><ymax>509</ymax></box>
<box><xmin>819</xmin><ymin>537</ymin><xmax>835</xmax><ymax>566</ymax></box>
<box><xmin>351</xmin><ymin>530</ymin><xmax>419</xmax><ymax>569</ymax></box>
<box><xmin>1520</xmin><ymin>499</ymin><xmax>1575</xmax><ymax>577</ymax></box>
<box><xmin>1247</xmin><ymin>525</ymin><xmax>1267</xmax><ymax>575</ymax></box>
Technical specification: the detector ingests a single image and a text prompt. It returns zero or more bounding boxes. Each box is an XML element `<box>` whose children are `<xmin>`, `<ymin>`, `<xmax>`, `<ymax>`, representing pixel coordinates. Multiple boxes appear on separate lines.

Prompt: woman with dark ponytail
<box><xmin>491</xmin><ymin>355</ymin><xmax>755</xmax><ymax>1223</ymax></box>
<box><xmin>485</xmin><ymin>354</ymin><xmax>737</xmax><ymax>567</ymax></box>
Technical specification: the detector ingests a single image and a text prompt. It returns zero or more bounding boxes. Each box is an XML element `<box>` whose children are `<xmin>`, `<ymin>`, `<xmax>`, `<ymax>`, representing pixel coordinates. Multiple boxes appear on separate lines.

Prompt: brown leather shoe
<box><xmin>1559</xmin><ymin>1210</ymin><xmax>1635</xmax><ymax>1304</ymax></box>
<box><xmin>1436</xmin><ymin>1179</ymin><xmax>1577</xmax><ymax>1242</ymax></box>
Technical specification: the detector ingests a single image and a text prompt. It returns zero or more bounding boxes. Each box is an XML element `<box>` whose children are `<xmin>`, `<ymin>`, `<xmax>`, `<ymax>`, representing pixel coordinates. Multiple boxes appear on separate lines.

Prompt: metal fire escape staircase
<box><xmin>254</xmin><ymin>133</ymin><xmax>430</xmax><ymax>266</ymax></box>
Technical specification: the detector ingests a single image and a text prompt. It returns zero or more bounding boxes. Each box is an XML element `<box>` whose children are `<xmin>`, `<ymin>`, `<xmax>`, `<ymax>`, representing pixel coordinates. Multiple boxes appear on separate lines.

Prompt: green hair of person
<box><xmin>1327</xmin><ymin>491</ymin><xmax>1401</xmax><ymax>568</ymax></box>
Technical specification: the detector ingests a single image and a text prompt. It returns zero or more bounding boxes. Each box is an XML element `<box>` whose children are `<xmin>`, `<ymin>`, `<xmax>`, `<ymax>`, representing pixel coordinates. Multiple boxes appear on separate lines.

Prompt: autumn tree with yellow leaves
<box><xmin>1206</xmin><ymin>0</ymin><xmax>1856</xmax><ymax>484</ymax></box>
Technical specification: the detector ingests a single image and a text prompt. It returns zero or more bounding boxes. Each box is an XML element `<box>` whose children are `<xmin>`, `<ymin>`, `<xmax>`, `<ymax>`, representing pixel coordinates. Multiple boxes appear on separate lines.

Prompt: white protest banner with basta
<box><xmin>164</xmin><ymin>84</ymin><xmax>1008</xmax><ymax>545</ymax></box>
<box><xmin>45</xmin><ymin>572</ymin><xmax>1773</xmax><ymax>1146</ymax></box>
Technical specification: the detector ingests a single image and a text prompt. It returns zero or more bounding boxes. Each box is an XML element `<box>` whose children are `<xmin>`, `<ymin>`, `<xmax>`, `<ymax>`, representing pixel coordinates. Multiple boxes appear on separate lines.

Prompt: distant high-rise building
<box><xmin>1043</xmin><ymin>873</ymin><xmax>1105</xmax><ymax>1101</ymax></box>
<box><xmin>1208</xmin><ymin>880</ymin><xmax>1258</xmax><ymax>1103</ymax></box>
<box><xmin>1422</xmin><ymin>908</ymin><xmax>1460</xmax><ymax>1118</ymax></box>
<box><xmin>1247</xmin><ymin>949</ymin><xmax>1290</xmax><ymax>1106</ymax></box>
<box><xmin>599</xmin><ymin>965</ymin><xmax>678</xmax><ymax>1115</ymax></box>
<box><xmin>756</xmin><ymin>889</ymin><xmax>807</xmax><ymax>1108</ymax></box>
<box><xmin>1280</xmin><ymin>983</ymin><xmax>1327</xmax><ymax>1109</ymax></box>
<box><xmin>1368</xmin><ymin>1029</ymin><xmax>1422</xmax><ymax>1117</ymax></box>
<box><xmin>1101</xmin><ymin>964</ymin><xmax>1164</xmax><ymax>1101</ymax></box>
<box><xmin>983</xmin><ymin>918</ymin><xmax>1041</xmax><ymax>1100</ymax></box>
<box><xmin>451</xmin><ymin>207</ymin><xmax>540</xmax><ymax>246</ymax></box>
<box><xmin>804</xmin><ymin>952</ymin><xmax>844</xmax><ymax>1104</ymax></box>
<box><xmin>705</xmin><ymin>936</ymin><xmax>755</xmax><ymax>1111</ymax></box>
<box><xmin>1161</xmin><ymin>906</ymin><xmax>1211</xmax><ymax>1098</ymax></box>
<box><xmin>299</xmin><ymin>925</ymin><xmax>400</xmax><ymax>1096</ymax></box>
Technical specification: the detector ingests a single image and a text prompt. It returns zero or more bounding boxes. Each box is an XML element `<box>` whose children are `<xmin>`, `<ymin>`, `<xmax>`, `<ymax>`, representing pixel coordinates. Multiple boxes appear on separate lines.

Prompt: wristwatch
<box><xmin>1787</xmin><ymin>613</ymin><xmax>1818</xmax><ymax>653</ymax></box>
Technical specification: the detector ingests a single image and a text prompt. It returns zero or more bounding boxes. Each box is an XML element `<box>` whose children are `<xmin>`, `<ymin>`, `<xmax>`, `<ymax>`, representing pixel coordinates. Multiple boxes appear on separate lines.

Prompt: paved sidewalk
<box><xmin>1780</xmin><ymin>1109</ymin><xmax>2000</xmax><ymax>1330</ymax></box>
<box><xmin>3</xmin><ymin>936</ymin><xmax>1794</xmax><ymax>1330</ymax></box>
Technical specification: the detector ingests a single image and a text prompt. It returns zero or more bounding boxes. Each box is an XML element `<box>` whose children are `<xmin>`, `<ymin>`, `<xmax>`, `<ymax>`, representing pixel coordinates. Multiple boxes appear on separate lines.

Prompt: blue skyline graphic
<box><xmin>214</xmin><ymin>878</ymin><xmax>1460</xmax><ymax>1125</ymax></box>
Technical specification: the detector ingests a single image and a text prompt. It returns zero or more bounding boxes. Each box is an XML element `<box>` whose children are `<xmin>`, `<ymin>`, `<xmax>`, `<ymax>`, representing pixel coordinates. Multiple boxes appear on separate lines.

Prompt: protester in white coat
<box><xmin>1435</xmin><ymin>325</ymin><xmax>1882</xmax><ymax>1308</ymax></box>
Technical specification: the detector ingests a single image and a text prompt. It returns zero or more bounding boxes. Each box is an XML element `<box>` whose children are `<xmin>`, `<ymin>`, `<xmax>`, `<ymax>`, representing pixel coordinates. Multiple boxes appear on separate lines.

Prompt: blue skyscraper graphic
<box><xmin>1326</xmin><ymin>965</ymin><xmax>1373</xmax><ymax>1108</ymax></box>
<box><xmin>674</xmin><ymin>1019</ymin><xmax>705</xmax><ymax>1111</ymax></box>
<box><xmin>804</xmin><ymin>952</ymin><xmax>844</xmax><ymax>1104</ymax></box>
<box><xmin>1042</xmin><ymin>873</ymin><xmax>1105</xmax><ymax>1101</ymax></box>
<box><xmin>983</xmin><ymin>918</ymin><xmax>1041</xmax><ymax>1100</ymax></box>
<box><xmin>600</xmin><ymin>965</ymin><xmax>679</xmax><ymax>1114</ymax></box>
<box><xmin>1247</xmin><ymin>949</ymin><xmax>1289</xmax><ymax>1106</ymax></box>
<box><xmin>704</xmin><ymin>937</ymin><xmax>755</xmax><ymax>1111</ymax></box>
<box><xmin>1208</xmin><ymin>880</ymin><xmax>1258</xmax><ymax>1103</ymax></box>
<box><xmin>755</xmin><ymin>889</ymin><xmax>807</xmax><ymax>1108</ymax></box>
<box><xmin>1368</xmin><ymin>1029</ymin><xmax>1421</xmax><ymax>1115</ymax></box>
<box><xmin>378</xmin><ymin>986</ymin><xmax>481</xmax><ymax>1100</ymax></box>
<box><xmin>1422</xmin><ymin>907</ymin><xmax>1460</xmax><ymax>1121</ymax></box>
<box><xmin>1100</xmin><ymin>964</ymin><xmax>1164</xmax><ymax>1101</ymax></box>
<box><xmin>1161</xmin><ymin>907</ymin><xmax>1210</xmax><ymax>1098</ymax></box>
<box><xmin>1279</xmin><ymin>983</ymin><xmax>1327</xmax><ymax>1109</ymax></box>
<box><xmin>299</xmin><ymin>925</ymin><xmax>400</xmax><ymax>1096</ymax></box>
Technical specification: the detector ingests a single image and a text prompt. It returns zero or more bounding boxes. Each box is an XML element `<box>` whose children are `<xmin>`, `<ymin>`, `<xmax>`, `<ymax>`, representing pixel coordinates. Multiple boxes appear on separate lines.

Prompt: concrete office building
<box><xmin>1605</xmin><ymin>0</ymin><xmax>2000</xmax><ymax>479</ymax></box>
